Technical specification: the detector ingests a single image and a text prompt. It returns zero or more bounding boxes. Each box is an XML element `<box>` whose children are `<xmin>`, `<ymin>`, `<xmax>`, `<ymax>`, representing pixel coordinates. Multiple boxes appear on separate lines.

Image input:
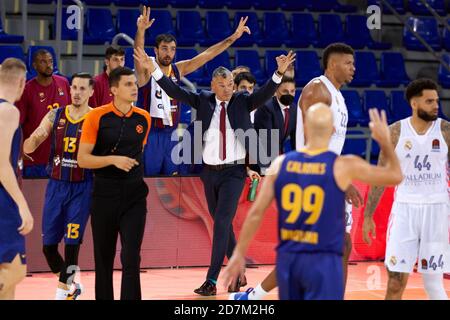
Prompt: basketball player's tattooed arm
<box><xmin>441</xmin><ymin>120</ymin><xmax>450</xmax><ymax>163</ymax></box>
<box><xmin>175</xmin><ymin>16</ymin><xmax>251</xmax><ymax>77</ymax></box>
<box><xmin>362</xmin><ymin>121</ymin><xmax>401</xmax><ymax>244</ymax></box>
<box><xmin>23</xmin><ymin>108</ymin><xmax>57</xmax><ymax>156</ymax></box>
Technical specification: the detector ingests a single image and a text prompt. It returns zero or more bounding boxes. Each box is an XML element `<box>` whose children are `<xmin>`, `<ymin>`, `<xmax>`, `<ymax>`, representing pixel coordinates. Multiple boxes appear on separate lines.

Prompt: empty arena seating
<box><xmin>234</xmin><ymin>50</ymin><xmax>265</xmax><ymax>84</ymax></box>
<box><xmin>350</xmin><ymin>51</ymin><xmax>380</xmax><ymax>87</ymax></box>
<box><xmin>341</xmin><ymin>90</ymin><xmax>369</xmax><ymax>127</ymax></box>
<box><xmin>204</xmin><ymin>11</ymin><xmax>232</xmax><ymax>46</ymax></box>
<box><xmin>403</xmin><ymin>17</ymin><xmax>441</xmax><ymax>51</ymax></box>
<box><xmin>259</xmin><ymin>12</ymin><xmax>290</xmax><ymax>47</ymax></box>
<box><xmin>317</xmin><ymin>14</ymin><xmax>345</xmax><ymax>48</ymax></box>
<box><xmin>344</xmin><ymin>15</ymin><xmax>391</xmax><ymax>50</ymax></box>
<box><xmin>176</xmin><ymin>11</ymin><xmax>205</xmax><ymax>46</ymax></box>
<box><xmin>379</xmin><ymin>52</ymin><xmax>410</xmax><ymax>87</ymax></box>
<box><xmin>294</xmin><ymin>51</ymin><xmax>321</xmax><ymax>87</ymax></box>
<box><xmin>0</xmin><ymin>17</ymin><xmax>24</xmax><ymax>44</ymax></box>
<box><xmin>289</xmin><ymin>13</ymin><xmax>318</xmax><ymax>48</ymax></box>
<box><xmin>408</xmin><ymin>0</ymin><xmax>446</xmax><ymax>16</ymax></box>
<box><xmin>85</xmin><ymin>8</ymin><xmax>116</xmax><ymax>44</ymax></box>
<box><xmin>233</xmin><ymin>12</ymin><xmax>262</xmax><ymax>47</ymax></box>
<box><xmin>175</xmin><ymin>48</ymin><xmax>206</xmax><ymax>83</ymax></box>
<box><xmin>0</xmin><ymin>45</ymin><xmax>26</xmax><ymax>64</ymax></box>
<box><xmin>363</xmin><ymin>90</ymin><xmax>394</xmax><ymax>124</ymax></box>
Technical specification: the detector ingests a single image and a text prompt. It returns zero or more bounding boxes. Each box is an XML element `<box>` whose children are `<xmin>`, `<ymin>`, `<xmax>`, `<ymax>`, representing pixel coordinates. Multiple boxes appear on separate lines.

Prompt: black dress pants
<box><xmin>200</xmin><ymin>164</ymin><xmax>246</xmax><ymax>281</ymax></box>
<box><xmin>90</xmin><ymin>177</ymin><xmax>149</xmax><ymax>300</ymax></box>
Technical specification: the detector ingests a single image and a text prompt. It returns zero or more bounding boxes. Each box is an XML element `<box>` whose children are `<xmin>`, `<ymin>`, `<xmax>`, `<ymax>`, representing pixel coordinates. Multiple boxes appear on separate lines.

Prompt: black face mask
<box><xmin>279</xmin><ymin>94</ymin><xmax>295</xmax><ymax>106</ymax></box>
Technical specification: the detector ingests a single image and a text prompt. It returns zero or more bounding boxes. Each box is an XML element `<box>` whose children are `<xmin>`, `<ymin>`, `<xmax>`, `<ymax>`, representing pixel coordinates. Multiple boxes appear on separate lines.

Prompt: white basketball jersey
<box><xmin>295</xmin><ymin>75</ymin><xmax>348</xmax><ymax>154</ymax></box>
<box><xmin>394</xmin><ymin>117</ymin><xmax>449</xmax><ymax>204</ymax></box>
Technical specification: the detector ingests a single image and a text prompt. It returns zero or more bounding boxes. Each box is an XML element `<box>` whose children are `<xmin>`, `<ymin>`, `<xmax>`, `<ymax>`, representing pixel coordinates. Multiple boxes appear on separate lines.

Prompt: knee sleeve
<box><xmin>42</xmin><ymin>245</ymin><xmax>64</xmax><ymax>274</ymax></box>
<box><xmin>59</xmin><ymin>244</ymin><xmax>81</xmax><ymax>285</ymax></box>
<box><xmin>422</xmin><ymin>273</ymin><xmax>448</xmax><ymax>300</ymax></box>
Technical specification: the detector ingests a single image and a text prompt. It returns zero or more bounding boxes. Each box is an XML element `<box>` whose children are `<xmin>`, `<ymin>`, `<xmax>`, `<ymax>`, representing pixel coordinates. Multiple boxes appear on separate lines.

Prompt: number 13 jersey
<box><xmin>47</xmin><ymin>106</ymin><xmax>92</xmax><ymax>182</ymax></box>
<box><xmin>394</xmin><ymin>117</ymin><xmax>448</xmax><ymax>204</ymax></box>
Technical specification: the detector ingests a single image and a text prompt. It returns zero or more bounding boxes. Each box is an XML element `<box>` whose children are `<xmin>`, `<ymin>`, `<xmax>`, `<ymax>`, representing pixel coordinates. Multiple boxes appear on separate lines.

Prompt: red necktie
<box><xmin>219</xmin><ymin>102</ymin><xmax>226</xmax><ymax>161</ymax></box>
<box><xmin>283</xmin><ymin>107</ymin><xmax>290</xmax><ymax>137</ymax></box>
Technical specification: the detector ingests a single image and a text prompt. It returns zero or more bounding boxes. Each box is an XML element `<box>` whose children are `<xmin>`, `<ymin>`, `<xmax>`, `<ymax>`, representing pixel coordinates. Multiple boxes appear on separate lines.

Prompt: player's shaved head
<box><xmin>305</xmin><ymin>103</ymin><xmax>334</xmax><ymax>141</ymax></box>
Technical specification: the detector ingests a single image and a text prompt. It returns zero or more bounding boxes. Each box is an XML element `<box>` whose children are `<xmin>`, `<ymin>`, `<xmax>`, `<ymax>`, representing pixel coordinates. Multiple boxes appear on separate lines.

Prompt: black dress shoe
<box><xmin>194</xmin><ymin>280</ymin><xmax>217</xmax><ymax>296</ymax></box>
<box><xmin>227</xmin><ymin>275</ymin><xmax>247</xmax><ymax>293</ymax></box>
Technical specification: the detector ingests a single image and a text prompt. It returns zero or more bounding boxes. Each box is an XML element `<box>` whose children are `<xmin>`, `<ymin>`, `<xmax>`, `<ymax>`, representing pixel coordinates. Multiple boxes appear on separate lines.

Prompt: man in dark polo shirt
<box><xmin>78</xmin><ymin>67</ymin><xmax>151</xmax><ymax>300</ymax></box>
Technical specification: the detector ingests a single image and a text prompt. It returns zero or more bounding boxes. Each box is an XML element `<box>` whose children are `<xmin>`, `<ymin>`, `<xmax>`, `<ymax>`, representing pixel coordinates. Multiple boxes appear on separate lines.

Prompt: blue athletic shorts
<box><xmin>0</xmin><ymin>187</ymin><xmax>26</xmax><ymax>264</ymax></box>
<box><xmin>42</xmin><ymin>179</ymin><xmax>92</xmax><ymax>245</ymax></box>
<box><xmin>276</xmin><ymin>251</ymin><xmax>344</xmax><ymax>300</ymax></box>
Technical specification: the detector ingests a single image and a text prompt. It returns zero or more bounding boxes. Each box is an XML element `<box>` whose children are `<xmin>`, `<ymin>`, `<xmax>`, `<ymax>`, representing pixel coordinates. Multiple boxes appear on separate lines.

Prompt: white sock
<box><xmin>422</xmin><ymin>273</ymin><xmax>448</xmax><ymax>300</ymax></box>
<box><xmin>248</xmin><ymin>283</ymin><xmax>269</xmax><ymax>300</ymax></box>
<box><xmin>55</xmin><ymin>288</ymin><xmax>70</xmax><ymax>300</ymax></box>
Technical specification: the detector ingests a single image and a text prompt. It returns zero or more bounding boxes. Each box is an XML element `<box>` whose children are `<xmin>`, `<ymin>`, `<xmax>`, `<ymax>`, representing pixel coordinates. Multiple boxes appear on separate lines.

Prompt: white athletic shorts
<box><xmin>345</xmin><ymin>201</ymin><xmax>353</xmax><ymax>234</ymax></box>
<box><xmin>385</xmin><ymin>202</ymin><xmax>449</xmax><ymax>274</ymax></box>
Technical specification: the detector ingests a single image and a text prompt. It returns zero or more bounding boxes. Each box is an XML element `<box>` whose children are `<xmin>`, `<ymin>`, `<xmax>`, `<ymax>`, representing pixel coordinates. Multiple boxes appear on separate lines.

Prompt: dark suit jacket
<box><xmin>254</xmin><ymin>96</ymin><xmax>297</xmax><ymax>159</ymax></box>
<box><xmin>156</xmin><ymin>74</ymin><xmax>279</xmax><ymax>157</ymax></box>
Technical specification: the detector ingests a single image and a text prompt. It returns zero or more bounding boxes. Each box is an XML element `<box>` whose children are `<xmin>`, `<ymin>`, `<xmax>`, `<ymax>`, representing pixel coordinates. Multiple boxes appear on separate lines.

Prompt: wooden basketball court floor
<box><xmin>14</xmin><ymin>262</ymin><xmax>450</xmax><ymax>300</ymax></box>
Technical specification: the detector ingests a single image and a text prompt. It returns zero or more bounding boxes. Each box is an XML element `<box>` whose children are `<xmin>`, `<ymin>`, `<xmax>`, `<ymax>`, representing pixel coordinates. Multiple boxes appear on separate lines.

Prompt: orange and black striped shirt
<box><xmin>80</xmin><ymin>102</ymin><xmax>151</xmax><ymax>179</ymax></box>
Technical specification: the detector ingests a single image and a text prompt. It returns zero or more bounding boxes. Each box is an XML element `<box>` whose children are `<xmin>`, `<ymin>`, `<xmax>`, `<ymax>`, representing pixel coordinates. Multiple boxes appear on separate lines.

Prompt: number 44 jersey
<box><xmin>394</xmin><ymin>117</ymin><xmax>448</xmax><ymax>204</ymax></box>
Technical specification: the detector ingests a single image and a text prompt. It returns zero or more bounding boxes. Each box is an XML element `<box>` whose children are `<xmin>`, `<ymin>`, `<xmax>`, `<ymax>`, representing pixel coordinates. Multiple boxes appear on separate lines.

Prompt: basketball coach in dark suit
<box><xmin>134</xmin><ymin>48</ymin><xmax>295</xmax><ymax>296</ymax></box>
<box><xmin>254</xmin><ymin>76</ymin><xmax>297</xmax><ymax>172</ymax></box>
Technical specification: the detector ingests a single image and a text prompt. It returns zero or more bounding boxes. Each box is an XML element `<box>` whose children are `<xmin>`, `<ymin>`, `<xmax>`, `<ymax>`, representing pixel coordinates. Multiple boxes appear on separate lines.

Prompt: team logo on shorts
<box><xmin>421</xmin><ymin>259</ymin><xmax>428</xmax><ymax>270</ymax></box>
<box><xmin>390</xmin><ymin>256</ymin><xmax>397</xmax><ymax>266</ymax></box>
<box><xmin>431</xmin><ymin>139</ymin><xmax>440</xmax><ymax>152</ymax></box>
<box><xmin>404</xmin><ymin>140</ymin><xmax>413</xmax><ymax>151</ymax></box>
<box><xmin>136</xmin><ymin>124</ymin><xmax>144</xmax><ymax>134</ymax></box>
<box><xmin>59</xmin><ymin>118</ymin><xmax>66</xmax><ymax>126</ymax></box>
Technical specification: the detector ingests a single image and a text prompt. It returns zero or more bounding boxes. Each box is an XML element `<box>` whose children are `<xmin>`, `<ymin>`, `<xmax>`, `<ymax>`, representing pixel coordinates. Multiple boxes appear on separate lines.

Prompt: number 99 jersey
<box><xmin>274</xmin><ymin>149</ymin><xmax>346</xmax><ymax>256</ymax></box>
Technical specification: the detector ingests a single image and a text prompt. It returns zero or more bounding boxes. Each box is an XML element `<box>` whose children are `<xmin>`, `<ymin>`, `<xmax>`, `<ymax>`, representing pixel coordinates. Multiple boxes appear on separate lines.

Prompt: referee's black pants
<box><xmin>200</xmin><ymin>164</ymin><xmax>246</xmax><ymax>281</ymax></box>
<box><xmin>90</xmin><ymin>177</ymin><xmax>149</xmax><ymax>300</ymax></box>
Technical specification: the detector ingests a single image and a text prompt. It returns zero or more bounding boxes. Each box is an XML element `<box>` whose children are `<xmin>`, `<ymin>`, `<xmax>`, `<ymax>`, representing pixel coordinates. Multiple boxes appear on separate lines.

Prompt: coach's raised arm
<box><xmin>134</xmin><ymin>47</ymin><xmax>295</xmax><ymax>112</ymax></box>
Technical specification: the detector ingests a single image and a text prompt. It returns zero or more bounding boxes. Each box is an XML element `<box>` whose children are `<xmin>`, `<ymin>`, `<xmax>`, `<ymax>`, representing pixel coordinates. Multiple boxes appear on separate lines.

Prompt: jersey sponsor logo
<box><xmin>431</xmin><ymin>139</ymin><xmax>440</xmax><ymax>152</ymax></box>
<box><xmin>404</xmin><ymin>172</ymin><xmax>442</xmax><ymax>186</ymax></box>
<box><xmin>53</xmin><ymin>155</ymin><xmax>61</xmax><ymax>166</ymax></box>
<box><xmin>404</xmin><ymin>140</ymin><xmax>413</xmax><ymax>151</ymax></box>
<box><xmin>155</xmin><ymin>89</ymin><xmax>162</xmax><ymax>99</ymax></box>
<box><xmin>39</xmin><ymin>92</ymin><xmax>46</xmax><ymax>103</ymax></box>
<box><xmin>406</xmin><ymin>154</ymin><xmax>411</xmax><ymax>159</ymax></box>
<box><xmin>58</xmin><ymin>87</ymin><xmax>65</xmax><ymax>96</ymax></box>
<box><xmin>136</xmin><ymin>124</ymin><xmax>144</xmax><ymax>134</ymax></box>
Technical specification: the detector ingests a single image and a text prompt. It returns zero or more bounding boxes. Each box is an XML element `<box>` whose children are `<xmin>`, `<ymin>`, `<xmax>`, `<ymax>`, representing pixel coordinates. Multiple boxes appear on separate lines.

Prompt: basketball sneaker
<box><xmin>229</xmin><ymin>287</ymin><xmax>254</xmax><ymax>300</ymax></box>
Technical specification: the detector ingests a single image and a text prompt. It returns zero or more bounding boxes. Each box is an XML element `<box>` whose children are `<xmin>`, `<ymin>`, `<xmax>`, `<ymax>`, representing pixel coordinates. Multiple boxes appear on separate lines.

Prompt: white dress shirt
<box><xmin>151</xmin><ymin>68</ymin><xmax>283</xmax><ymax>165</ymax></box>
<box><xmin>202</xmin><ymin>98</ymin><xmax>247</xmax><ymax>165</ymax></box>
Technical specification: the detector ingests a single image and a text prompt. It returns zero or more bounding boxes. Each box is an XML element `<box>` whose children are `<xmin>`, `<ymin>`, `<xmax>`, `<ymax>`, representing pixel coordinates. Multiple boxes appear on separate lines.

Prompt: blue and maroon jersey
<box><xmin>47</xmin><ymin>106</ymin><xmax>92</xmax><ymax>182</ymax></box>
<box><xmin>274</xmin><ymin>149</ymin><xmax>346</xmax><ymax>256</ymax></box>
<box><xmin>137</xmin><ymin>62</ymin><xmax>181</xmax><ymax>129</ymax></box>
